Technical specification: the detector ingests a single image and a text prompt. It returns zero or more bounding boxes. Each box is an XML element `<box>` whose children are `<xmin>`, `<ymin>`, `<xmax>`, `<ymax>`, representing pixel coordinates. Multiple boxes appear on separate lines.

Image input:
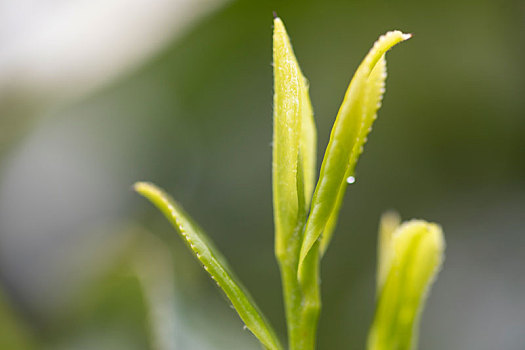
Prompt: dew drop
<box><xmin>243</xmin><ymin>325</ymin><xmax>248</xmax><ymax>331</ymax></box>
<box><xmin>346</xmin><ymin>176</ymin><xmax>356</xmax><ymax>184</ymax></box>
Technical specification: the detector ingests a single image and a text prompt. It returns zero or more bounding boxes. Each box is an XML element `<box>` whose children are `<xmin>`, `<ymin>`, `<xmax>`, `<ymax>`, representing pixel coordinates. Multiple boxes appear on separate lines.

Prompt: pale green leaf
<box><xmin>272</xmin><ymin>17</ymin><xmax>300</xmax><ymax>259</ymax></box>
<box><xmin>273</xmin><ymin>17</ymin><xmax>317</xmax><ymax>261</ymax></box>
<box><xmin>367</xmin><ymin>220</ymin><xmax>445</xmax><ymax>350</ymax></box>
<box><xmin>134</xmin><ymin>182</ymin><xmax>283</xmax><ymax>350</ymax></box>
<box><xmin>299</xmin><ymin>31</ymin><xmax>411</xmax><ymax>275</ymax></box>
<box><xmin>272</xmin><ymin>17</ymin><xmax>318</xmax><ymax>349</ymax></box>
<box><xmin>319</xmin><ymin>56</ymin><xmax>388</xmax><ymax>255</ymax></box>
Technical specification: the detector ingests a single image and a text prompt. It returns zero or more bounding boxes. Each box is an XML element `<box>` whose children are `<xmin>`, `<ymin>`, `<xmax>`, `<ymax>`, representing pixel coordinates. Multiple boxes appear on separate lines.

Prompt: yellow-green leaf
<box><xmin>272</xmin><ymin>17</ymin><xmax>318</xmax><ymax>349</ymax></box>
<box><xmin>299</xmin><ymin>31</ymin><xmax>411</xmax><ymax>275</ymax></box>
<box><xmin>367</xmin><ymin>219</ymin><xmax>445</xmax><ymax>350</ymax></box>
<box><xmin>273</xmin><ymin>17</ymin><xmax>317</xmax><ymax>261</ymax></box>
<box><xmin>134</xmin><ymin>182</ymin><xmax>283</xmax><ymax>350</ymax></box>
<box><xmin>320</xmin><ymin>57</ymin><xmax>389</xmax><ymax>255</ymax></box>
<box><xmin>273</xmin><ymin>17</ymin><xmax>301</xmax><ymax>259</ymax></box>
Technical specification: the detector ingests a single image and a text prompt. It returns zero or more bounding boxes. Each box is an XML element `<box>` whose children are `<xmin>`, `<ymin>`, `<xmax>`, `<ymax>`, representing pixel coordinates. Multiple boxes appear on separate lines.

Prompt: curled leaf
<box><xmin>134</xmin><ymin>182</ymin><xmax>283</xmax><ymax>350</ymax></box>
<box><xmin>320</xmin><ymin>56</ymin><xmax>388</xmax><ymax>255</ymax></box>
<box><xmin>367</xmin><ymin>219</ymin><xmax>445</xmax><ymax>350</ymax></box>
<box><xmin>299</xmin><ymin>31</ymin><xmax>411</xmax><ymax>276</ymax></box>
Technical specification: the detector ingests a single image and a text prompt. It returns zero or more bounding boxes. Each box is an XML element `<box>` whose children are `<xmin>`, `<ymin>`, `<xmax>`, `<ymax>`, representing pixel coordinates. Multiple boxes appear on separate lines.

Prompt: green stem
<box><xmin>277</xmin><ymin>258</ymin><xmax>303</xmax><ymax>350</ymax></box>
<box><xmin>296</xmin><ymin>243</ymin><xmax>321</xmax><ymax>350</ymax></box>
<box><xmin>277</xmin><ymin>225</ymin><xmax>321</xmax><ymax>350</ymax></box>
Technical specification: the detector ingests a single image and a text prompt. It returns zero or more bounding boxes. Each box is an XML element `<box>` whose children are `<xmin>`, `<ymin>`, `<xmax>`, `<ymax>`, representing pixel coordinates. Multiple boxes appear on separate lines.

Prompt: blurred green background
<box><xmin>0</xmin><ymin>0</ymin><xmax>524</xmax><ymax>349</ymax></box>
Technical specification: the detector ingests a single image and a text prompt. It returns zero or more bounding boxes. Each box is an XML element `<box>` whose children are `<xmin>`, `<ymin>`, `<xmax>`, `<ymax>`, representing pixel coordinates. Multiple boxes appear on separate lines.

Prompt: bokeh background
<box><xmin>1</xmin><ymin>0</ymin><xmax>524</xmax><ymax>349</ymax></box>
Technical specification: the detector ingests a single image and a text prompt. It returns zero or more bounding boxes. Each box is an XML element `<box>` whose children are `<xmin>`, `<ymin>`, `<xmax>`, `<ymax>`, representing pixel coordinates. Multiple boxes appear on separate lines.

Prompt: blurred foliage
<box><xmin>0</xmin><ymin>287</ymin><xmax>35</xmax><ymax>349</ymax></box>
<box><xmin>0</xmin><ymin>0</ymin><xmax>524</xmax><ymax>349</ymax></box>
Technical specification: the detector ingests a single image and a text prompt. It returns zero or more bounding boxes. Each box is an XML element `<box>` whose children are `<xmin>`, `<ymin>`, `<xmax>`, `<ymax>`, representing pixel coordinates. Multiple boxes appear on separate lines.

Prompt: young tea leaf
<box><xmin>367</xmin><ymin>220</ymin><xmax>445</xmax><ymax>350</ymax></box>
<box><xmin>320</xmin><ymin>56</ymin><xmax>387</xmax><ymax>255</ymax></box>
<box><xmin>134</xmin><ymin>182</ymin><xmax>283</xmax><ymax>350</ymax></box>
<box><xmin>273</xmin><ymin>17</ymin><xmax>317</xmax><ymax>261</ymax></box>
<box><xmin>272</xmin><ymin>17</ymin><xmax>318</xmax><ymax>349</ymax></box>
<box><xmin>299</xmin><ymin>31</ymin><xmax>411</xmax><ymax>277</ymax></box>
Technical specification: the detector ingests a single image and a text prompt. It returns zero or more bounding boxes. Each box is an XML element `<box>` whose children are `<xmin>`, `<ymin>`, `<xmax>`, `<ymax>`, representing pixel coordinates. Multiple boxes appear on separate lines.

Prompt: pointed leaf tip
<box><xmin>298</xmin><ymin>30</ymin><xmax>410</xmax><ymax>277</ymax></box>
<box><xmin>272</xmin><ymin>17</ymin><xmax>317</xmax><ymax>261</ymax></box>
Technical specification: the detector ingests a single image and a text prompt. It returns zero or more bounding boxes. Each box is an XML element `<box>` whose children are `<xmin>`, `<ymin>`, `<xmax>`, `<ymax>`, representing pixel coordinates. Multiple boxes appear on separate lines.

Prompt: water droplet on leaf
<box><xmin>346</xmin><ymin>176</ymin><xmax>356</xmax><ymax>184</ymax></box>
